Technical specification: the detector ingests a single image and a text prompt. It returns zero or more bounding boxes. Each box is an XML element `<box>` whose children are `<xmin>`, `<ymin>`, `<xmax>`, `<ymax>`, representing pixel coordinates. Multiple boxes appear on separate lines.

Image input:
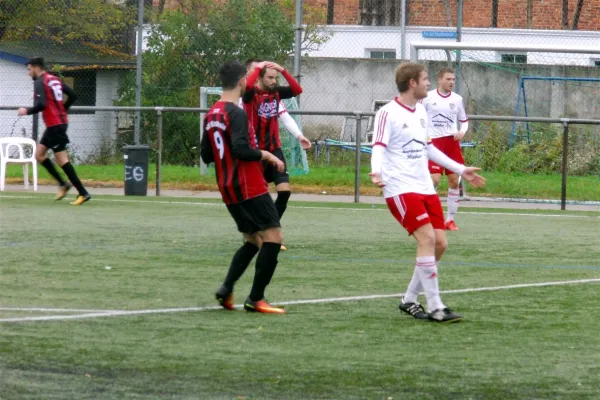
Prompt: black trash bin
<box><xmin>123</xmin><ymin>145</ymin><xmax>150</xmax><ymax>196</ymax></box>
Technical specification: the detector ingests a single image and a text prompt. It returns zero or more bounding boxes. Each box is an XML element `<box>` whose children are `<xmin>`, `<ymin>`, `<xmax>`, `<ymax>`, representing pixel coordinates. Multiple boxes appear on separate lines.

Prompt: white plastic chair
<box><xmin>0</xmin><ymin>137</ymin><xmax>38</xmax><ymax>191</ymax></box>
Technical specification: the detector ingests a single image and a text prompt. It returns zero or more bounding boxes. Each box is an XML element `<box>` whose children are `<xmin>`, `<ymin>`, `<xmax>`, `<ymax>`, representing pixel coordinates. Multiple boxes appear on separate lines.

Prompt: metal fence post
<box><xmin>199</xmin><ymin>89</ymin><xmax>208</xmax><ymax>175</ymax></box>
<box><xmin>156</xmin><ymin>108</ymin><xmax>163</xmax><ymax>197</ymax></box>
<box><xmin>560</xmin><ymin>120</ymin><xmax>569</xmax><ymax>211</ymax></box>
<box><xmin>294</xmin><ymin>0</ymin><xmax>303</xmax><ymax>107</ymax></box>
<box><xmin>134</xmin><ymin>0</ymin><xmax>144</xmax><ymax>145</ymax></box>
<box><xmin>354</xmin><ymin>112</ymin><xmax>362</xmax><ymax>203</ymax></box>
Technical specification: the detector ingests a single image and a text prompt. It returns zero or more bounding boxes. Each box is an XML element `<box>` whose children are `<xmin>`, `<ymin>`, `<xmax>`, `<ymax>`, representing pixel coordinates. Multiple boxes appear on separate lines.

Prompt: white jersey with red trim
<box><xmin>371</xmin><ymin>98</ymin><xmax>436</xmax><ymax>197</ymax></box>
<box><xmin>421</xmin><ymin>89</ymin><xmax>468</xmax><ymax>139</ymax></box>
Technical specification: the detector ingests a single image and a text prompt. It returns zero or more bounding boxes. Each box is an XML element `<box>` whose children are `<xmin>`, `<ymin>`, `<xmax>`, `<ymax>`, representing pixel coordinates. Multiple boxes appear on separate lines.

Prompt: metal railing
<box><xmin>1</xmin><ymin>105</ymin><xmax>599</xmax><ymax>210</ymax></box>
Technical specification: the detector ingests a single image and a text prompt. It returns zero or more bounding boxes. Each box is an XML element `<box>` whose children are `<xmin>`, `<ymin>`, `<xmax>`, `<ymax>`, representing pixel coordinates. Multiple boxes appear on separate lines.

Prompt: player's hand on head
<box><xmin>17</xmin><ymin>108</ymin><xmax>28</xmax><ymax>116</ymax></box>
<box><xmin>298</xmin><ymin>135</ymin><xmax>311</xmax><ymax>150</ymax></box>
<box><xmin>266</xmin><ymin>62</ymin><xmax>284</xmax><ymax>72</ymax></box>
<box><xmin>461</xmin><ymin>167</ymin><xmax>486</xmax><ymax>188</ymax></box>
<box><xmin>369</xmin><ymin>172</ymin><xmax>385</xmax><ymax>187</ymax></box>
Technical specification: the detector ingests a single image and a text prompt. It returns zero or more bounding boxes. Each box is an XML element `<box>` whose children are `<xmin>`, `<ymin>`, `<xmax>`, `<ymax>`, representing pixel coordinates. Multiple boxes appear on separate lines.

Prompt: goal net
<box><xmin>200</xmin><ymin>87</ymin><xmax>309</xmax><ymax>176</ymax></box>
<box><xmin>411</xmin><ymin>42</ymin><xmax>600</xmax><ymax>197</ymax></box>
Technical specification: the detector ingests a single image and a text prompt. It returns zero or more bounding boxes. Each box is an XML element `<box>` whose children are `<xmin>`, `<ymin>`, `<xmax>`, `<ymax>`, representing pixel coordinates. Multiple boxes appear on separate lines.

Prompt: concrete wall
<box><xmin>298</xmin><ymin>57</ymin><xmax>600</xmax><ymax>140</ymax></box>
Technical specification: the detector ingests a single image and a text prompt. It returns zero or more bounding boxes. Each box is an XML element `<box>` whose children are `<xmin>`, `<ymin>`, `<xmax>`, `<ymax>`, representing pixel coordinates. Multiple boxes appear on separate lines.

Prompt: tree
<box><xmin>0</xmin><ymin>0</ymin><xmax>136</xmax><ymax>52</ymax></box>
<box><xmin>117</xmin><ymin>0</ymin><xmax>330</xmax><ymax>165</ymax></box>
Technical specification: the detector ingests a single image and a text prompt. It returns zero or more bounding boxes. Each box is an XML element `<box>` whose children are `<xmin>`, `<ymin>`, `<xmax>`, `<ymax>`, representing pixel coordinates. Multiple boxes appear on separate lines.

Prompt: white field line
<box><xmin>0</xmin><ymin>307</ymin><xmax>121</xmax><ymax>313</ymax></box>
<box><xmin>0</xmin><ymin>195</ymin><xmax>597</xmax><ymax>218</ymax></box>
<box><xmin>2</xmin><ymin>278</ymin><xmax>599</xmax><ymax>323</ymax></box>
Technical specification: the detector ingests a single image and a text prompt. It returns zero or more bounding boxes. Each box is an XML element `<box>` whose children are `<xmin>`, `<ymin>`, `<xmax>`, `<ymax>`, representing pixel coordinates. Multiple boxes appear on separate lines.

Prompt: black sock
<box><xmin>275</xmin><ymin>190</ymin><xmax>291</xmax><ymax>219</ymax></box>
<box><xmin>223</xmin><ymin>242</ymin><xmax>259</xmax><ymax>292</ymax></box>
<box><xmin>249</xmin><ymin>242</ymin><xmax>281</xmax><ymax>302</ymax></box>
<box><xmin>61</xmin><ymin>162</ymin><xmax>88</xmax><ymax>196</ymax></box>
<box><xmin>41</xmin><ymin>159</ymin><xmax>66</xmax><ymax>186</ymax></box>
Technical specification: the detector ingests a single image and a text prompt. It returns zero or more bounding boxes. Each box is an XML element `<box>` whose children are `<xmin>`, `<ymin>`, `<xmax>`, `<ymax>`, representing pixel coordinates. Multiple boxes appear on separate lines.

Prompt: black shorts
<box><xmin>263</xmin><ymin>147</ymin><xmax>289</xmax><ymax>185</ymax></box>
<box><xmin>226</xmin><ymin>193</ymin><xmax>281</xmax><ymax>234</ymax></box>
<box><xmin>40</xmin><ymin>124</ymin><xmax>70</xmax><ymax>153</ymax></box>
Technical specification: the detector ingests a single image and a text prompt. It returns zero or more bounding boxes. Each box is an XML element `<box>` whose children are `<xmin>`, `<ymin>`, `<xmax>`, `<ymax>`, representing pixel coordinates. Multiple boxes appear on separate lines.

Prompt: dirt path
<box><xmin>3</xmin><ymin>184</ymin><xmax>598</xmax><ymax>212</ymax></box>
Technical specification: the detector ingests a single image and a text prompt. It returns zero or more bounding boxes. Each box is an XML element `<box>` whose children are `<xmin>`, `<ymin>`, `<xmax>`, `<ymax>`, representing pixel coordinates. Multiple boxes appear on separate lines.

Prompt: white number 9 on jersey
<box><xmin>213</xmin><ymin>131</ymin><xmax>225</xmax><ymax>160</ymax></box>
<box><xmin>48</xmin><ymin>80</ymin><xmax>63</xmax><ymax>101</ymax></box>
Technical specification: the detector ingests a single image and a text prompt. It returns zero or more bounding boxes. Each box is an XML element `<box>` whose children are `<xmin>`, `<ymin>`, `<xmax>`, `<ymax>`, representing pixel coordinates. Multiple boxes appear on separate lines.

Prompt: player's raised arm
<box><xmin>369</xmin><ymin>108</ymin><xmax>391</xmax><ymax>187</ymax></box>
<box><xmin>242</xmin><ymin>62</ymin><xmax>265</xmax><ymax>104</ymax></box>
<box><xmin>266</xmin><ymin>62</ymin><xmax>302</xmax><ymax>99</ymax></box>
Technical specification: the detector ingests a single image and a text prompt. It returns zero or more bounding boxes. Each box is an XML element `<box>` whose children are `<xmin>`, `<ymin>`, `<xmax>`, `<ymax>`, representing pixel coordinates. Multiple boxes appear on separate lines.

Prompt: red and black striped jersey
<box><xmin>200</xmin><ymin>101</ymin><xmax>267</xmax><ymax>205</ymax></box>
<box><xmin>242</xmin><ymin>68</ymin><xmax>302</xmax><ymax>152</ymax></box>
<box><xmin>27</xmin><ymin>72</ymin><xmax>77</xmax><ymax>127</ymax></box>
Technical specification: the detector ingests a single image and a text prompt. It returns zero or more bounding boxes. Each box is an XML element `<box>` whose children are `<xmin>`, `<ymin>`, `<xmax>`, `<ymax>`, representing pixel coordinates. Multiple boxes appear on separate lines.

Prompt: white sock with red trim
<box><xmin>416</xmin><ymin>255</ymin><xmax>445</xmax><ymax>312</ymax></box>
<box><xmin>402</xmin><ymin>267</ymin><xmax>422</xmax><ymax>304</ymax></box>
<box><xmin>447</xmin><ymin>188</ymin><xmax>460</xmax><ymax>222</ymax></box>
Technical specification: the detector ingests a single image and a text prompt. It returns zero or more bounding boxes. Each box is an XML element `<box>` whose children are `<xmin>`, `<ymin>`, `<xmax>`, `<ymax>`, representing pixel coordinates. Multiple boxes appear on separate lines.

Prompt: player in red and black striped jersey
<box><xmin>242</xmin><ymin>60</ymin><xmax>305</xmax><ymax>251</ymax></box>
<box><xmin>200</xmin><ymin>60</ymin><xmax>287</xmax><ymax>314</ymax></box>
<box><xmin>17</xmin><ymin>57</ymin><xmax>90</xmax><ymax>205</ymax></box>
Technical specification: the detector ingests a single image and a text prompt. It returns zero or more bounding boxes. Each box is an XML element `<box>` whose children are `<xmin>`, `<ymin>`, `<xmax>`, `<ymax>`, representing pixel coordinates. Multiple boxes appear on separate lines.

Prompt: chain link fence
<box><xmin>1</xmin><ymin>0</ymin><xmax>600</xmax><ymax>203</ymax></box>
<box><xmin>2</xmin><ymin>105</ymin><xmax>598</xmax><ymax>209</ymax></box>
<box><xmin>410</xmin><ymin>44</ymin><xmax>600</xmax><ymax>178</ymax></box>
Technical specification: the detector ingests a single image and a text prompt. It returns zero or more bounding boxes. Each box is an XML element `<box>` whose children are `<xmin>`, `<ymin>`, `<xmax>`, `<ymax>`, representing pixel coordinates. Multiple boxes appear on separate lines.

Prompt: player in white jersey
<box><xmin>421</xmin><ymin>68</ymin><xmax>469</xmax><ymax>231</ymax></box>
<box><xmin>370</xmin><ymin>63</ymin><xmax>485</xmax><ymax>322</ymax></box>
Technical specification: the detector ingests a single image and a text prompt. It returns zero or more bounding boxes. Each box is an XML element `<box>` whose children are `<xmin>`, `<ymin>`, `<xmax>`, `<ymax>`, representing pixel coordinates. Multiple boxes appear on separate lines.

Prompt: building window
<box><xmin>369</xmin><ymin>50</ymin><xmax>396</xmax><ymax>60</ymax></box>
<box><xmin>594</xmin><ymin>60</ymin><xmax>600</xmax><ymax>67</ymax></box>
<box><xmin>61</xmin><ymin>71</ymin><xmax>96</xmax><ymax>114</ymax></box>
<box><xmin>500</xmin><ymin>54</ymin><xmax>527</xmax><ymax>64</ymax></box>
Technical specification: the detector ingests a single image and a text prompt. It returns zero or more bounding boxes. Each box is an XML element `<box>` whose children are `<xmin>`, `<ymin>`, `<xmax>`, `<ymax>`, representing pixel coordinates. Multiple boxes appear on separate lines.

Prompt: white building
<box><xmin>0</xmin><ymin>41</ymin><xmax>135</xmax><ymax>161</ymax></box>
<box><xmin>307</xmin><ymin>25</ymin><xmax>600</xmax><ymax>66</ymax></box>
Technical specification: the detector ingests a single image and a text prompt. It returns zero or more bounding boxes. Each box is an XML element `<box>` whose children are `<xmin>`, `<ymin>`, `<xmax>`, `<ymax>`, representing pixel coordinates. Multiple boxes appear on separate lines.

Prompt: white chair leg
<box><xmin>24</xmin><ymin>164</ymin><xmax>29</xmax><ymax>189</ymax></box>
<box><xmin>33</xmin><ymin>161</ymin><xmax>38</xmax><ymax>191</ymax></box>
<box><xmin>0</xmin><ymin>161</ymin><xmax>5</xmax><ymax>191</ymax></box>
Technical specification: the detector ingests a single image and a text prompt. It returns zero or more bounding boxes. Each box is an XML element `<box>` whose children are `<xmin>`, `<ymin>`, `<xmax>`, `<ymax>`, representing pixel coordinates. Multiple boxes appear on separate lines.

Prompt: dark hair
<box><xmin>219</xmin><ymin>60</ymin><xmax>247</xmax><ymax>90</ymax></box>
<box><xmin>245</xmin><ymin>58</ymin><xmax>262</xmax><ymax>68</ymax></box>
<box><xmin>27</xmin><ymin>57</ymin><xmax>45</xmax><ymax>69</ymax></box>
<box><xmin>395</xmin><ymin>62</ymin><xmax>426</xmax><ymax>93</ymax></box>
<box><xmin>245</xmin><ymin>58</ymin><xmax>269</xmax><ymax>78</ymax></box>
<box><xmin>438</xmin><ymin>67</ymin><xmax>455</xmax><ymax>79</ymax></box>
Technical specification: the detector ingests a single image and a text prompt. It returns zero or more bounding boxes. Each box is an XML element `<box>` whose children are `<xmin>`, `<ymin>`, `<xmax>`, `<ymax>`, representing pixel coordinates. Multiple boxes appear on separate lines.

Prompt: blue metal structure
<box><xmin>511</xmin><ymin>76</ymin><xmax>600</xmax><ymax>146</ymax></box>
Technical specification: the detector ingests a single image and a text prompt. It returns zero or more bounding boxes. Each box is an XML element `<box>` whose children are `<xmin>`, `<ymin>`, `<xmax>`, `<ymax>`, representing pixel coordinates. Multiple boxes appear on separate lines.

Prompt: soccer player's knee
<box><xmin>418</xmin><ymin>231</ymin><xmax>436</xmax><ymax>249</ymax></box>
<box><xmin>244</xmin><ymin>234</ymin><xmax>261</xmax><ymax>247</ymax></box>
<box><xmin>35</xmin><ymin>153</ymin><xmax>46</xmax><ymax>163</ymax></box>
<box><xmin>448</xmin><ymin>175</ymin><xmax>460</xmax><ymax>189</ymax></box>
<box><xmin>271</xmin><ymin>229</ymin><xmax>283</xmax><ymax>244</ymax></box>
<box><xmin>261</xmin><ymin>227</ymin><xmax>283</xmax><ymax>244</ymax></box>
<box><xmin>436</xmin><ymin>237</ymin><xmax>448</xmax><ymax>253</ymax></box>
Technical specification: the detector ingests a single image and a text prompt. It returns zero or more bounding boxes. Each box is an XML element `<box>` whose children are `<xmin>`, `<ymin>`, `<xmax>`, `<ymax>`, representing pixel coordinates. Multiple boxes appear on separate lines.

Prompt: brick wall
<box><xmin>305</xmin><ymin>0</ymin><xmax>600</xmax><ymax>30</ymax></box>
